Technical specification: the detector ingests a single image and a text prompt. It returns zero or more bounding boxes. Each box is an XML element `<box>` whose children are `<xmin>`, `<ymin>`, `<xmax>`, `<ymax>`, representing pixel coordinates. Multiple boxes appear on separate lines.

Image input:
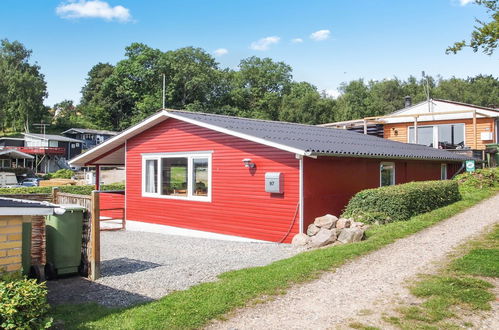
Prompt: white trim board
<box><xmin>70</xmin><ymin>110</ymin><xmax>306</xmax><ymax>167</ymax></box>
<box><xmin>125</xmin><ymin>220</ymin><xmax>271</xmax><ymax>243</ymax></box>
<box><xmin>0</xmin><ymin>208</ymin><xmax>55</xmax><ymax>216</ymax></box>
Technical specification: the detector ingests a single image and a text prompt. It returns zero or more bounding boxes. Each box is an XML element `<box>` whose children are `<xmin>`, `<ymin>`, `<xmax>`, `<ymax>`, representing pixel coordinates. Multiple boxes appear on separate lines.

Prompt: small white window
<box><xmin>380</xmin><ymin>162</ymin><xmax>395</xmax><ymax>187</ymax></box>
<box><xmin>76</xmin><ymin>143</ymin><xmax>80</xmax><ymax>147</ymax></box>
<box><xmin>441</xmin><ymin>164</ymin><xmax>448</xmax><ymax>180</ymax></box>
<box><xmin>142</xmin><ymin>151</ymin><xmax>212</xmax><ymax>202</ymax></box>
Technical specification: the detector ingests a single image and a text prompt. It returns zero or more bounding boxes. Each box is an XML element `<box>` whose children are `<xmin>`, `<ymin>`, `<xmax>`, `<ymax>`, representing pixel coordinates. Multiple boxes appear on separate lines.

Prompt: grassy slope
<box><xmin>51</xmin><ymin>187</ymin><xmax>499</xmax><ymax>329</ymax></box>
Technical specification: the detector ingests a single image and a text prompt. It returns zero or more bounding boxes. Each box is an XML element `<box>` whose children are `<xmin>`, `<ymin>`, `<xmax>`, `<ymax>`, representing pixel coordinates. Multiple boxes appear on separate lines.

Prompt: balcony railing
<box><xmin>4</xmin><ymin>146</ymin><xmax>66</xmax><ymax>155</ymax></box>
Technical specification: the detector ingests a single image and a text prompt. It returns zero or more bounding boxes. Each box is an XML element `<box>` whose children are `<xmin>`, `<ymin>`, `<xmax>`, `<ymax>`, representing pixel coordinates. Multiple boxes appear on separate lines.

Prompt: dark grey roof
<box><xmin>0</xmin><ymin>197</ymin><xmax>55</xmax><ymax>208</ymax></box>
<box><xmin>24</xmin><ymin>133</ymin><xmax>83</xmax><ymax>143</ymax></box>
<box><xmin>167</xmin><ymin>110</ymin><xmax>471</xmax><ymax>162</ymax></box>
<box><xmin>62</xmin><ymin>128</ymin><xmax>118</xmax><ymax>136</ymax></box>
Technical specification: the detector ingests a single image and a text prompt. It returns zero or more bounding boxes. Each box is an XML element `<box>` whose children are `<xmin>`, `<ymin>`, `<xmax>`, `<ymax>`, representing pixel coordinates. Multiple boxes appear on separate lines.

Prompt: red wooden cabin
<box><xmin>70</xmin><ymin>110</ymin><xmax>468</xmax><ymax>243</ymax></box>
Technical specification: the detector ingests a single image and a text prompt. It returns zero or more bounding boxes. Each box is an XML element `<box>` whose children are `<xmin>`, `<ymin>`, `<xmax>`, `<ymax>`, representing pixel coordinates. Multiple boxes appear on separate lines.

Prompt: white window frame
<box><xmin>380</xmin><ymin>162</ymin><xmax>396</xmax><ymax>187</ymax></box>
<box><xmin>141</xmin><ymin>151</ymin><xmax>212</xmax><ymax>202</ymax></box>
<box><xmin>441</xmin><ymin>164</ymin><xmax>448</xmax><ymax>180</ymax></box>
<box><xmin>407</xmin><ymin>123</ymin><xmax>466</xmax><ymax>149</ymax></box>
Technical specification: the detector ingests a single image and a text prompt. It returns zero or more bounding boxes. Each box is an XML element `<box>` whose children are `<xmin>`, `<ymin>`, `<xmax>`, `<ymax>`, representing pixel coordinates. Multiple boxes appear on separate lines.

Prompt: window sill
<box><xmin>141</xmin><ymin>192</ymin><xmax>211</xmax><ymax>203</ymax></box>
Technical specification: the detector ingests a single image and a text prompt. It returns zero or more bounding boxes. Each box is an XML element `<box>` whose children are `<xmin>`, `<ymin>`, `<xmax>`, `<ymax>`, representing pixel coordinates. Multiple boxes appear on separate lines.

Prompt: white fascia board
<box><xmin>70</xmin><ymin>109</ymin><xmax>308</xmax><ymax>166</ymax></box>
<box><xmin>0</xmin><ymin>208</ymin><xmax>55</xmax><ymax>216</ymax></box>
<box><xmin>165</xmin><ymin>112</ymin><xmax>307</xmax><ymax>156</ymax></box>
<box><xmin>69</xmin><ymin>111</ymin><xmax>169</xmax><ymax>166</ymax></box>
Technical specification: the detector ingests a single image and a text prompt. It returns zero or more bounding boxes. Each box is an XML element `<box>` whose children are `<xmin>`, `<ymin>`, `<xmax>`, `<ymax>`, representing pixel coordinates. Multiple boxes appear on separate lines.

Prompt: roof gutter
<box><xmin>306</xmin><ymin>151</ymin><xmax>470</xmax><ymax>162</ymax></box>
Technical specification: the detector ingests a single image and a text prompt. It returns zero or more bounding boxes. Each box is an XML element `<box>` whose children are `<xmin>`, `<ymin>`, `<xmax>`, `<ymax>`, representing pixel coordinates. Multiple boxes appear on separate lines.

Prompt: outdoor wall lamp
<box><xmin>242</xmin><ymin>158</ymin><xmax>255</xmax><ymax>168</ymax></box>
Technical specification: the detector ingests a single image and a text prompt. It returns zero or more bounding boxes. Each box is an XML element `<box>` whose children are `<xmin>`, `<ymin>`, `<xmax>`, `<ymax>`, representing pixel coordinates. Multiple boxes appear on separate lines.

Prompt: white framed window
<box><xmin>441</xmin><ymin>164</ymin><xmax>448</xmax><ymax>180</ymax></box>
<box><xmin>408</xmin><ymin>123</ymin><xmax>465</xmax><ymax>149</ymax></box>
<box><xmin>142</xmin><ymin>151</ymin><xmax>212</xmax><ymax>202</ymax></box>
<box><xmin>380</xmin><ymin>162</ymin><xmax>395</xmax><ymax>187</ymax></box>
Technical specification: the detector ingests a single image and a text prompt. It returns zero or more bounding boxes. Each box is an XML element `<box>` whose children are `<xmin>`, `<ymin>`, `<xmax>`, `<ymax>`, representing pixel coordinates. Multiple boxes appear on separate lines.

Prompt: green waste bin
<box><xmin>486</xmin><ymin>143</ymin><xmax>499</xmax><ymax>167</ymax></box>
<box><xmin>21</xmin><ymin>219</ymin><xmax>32</xmax><ymax>276</ymax></box>
<box><xmin>45</xmin><ymin>204</ymin><xmax>85</xmax><ymax>278</ymax></box>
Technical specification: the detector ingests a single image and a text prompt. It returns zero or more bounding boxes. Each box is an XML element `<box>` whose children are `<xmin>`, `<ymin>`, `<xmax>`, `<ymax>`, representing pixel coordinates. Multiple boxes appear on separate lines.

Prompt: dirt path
<box><xmin>207</xmin><ymin>193</ymin><xmax>499</xmax><ymax>330</ymax></box>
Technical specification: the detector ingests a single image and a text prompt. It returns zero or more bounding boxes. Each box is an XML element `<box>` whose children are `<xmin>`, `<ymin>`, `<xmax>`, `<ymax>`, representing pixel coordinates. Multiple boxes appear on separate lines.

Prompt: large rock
<box><xmin>336</xmin><ymin>218</ymin><xmax>352</xmax><ymax>229</ymax></box>
<box><xmin>310</xmin><ymin>228</ymin><xmax>337</xmax><ymax>247</ymax></box>
<box><xmin>307</xmin><ymin>224</ymin><xmax>321</xmax><ymax>236</ymax></box>
<box><xmin>314</xmin><ymin>214</ymin><xmax>338</xmax><ymax>229</ymax></box>
<box><xmin>291</xmin><ymin>233</ymin><xmax>310</xmax><ymax>246</ymax></box>
<box><xmin>337</xmin><ymin>227</ymin><xmax>364</xmax><ymax>244</ymax></box>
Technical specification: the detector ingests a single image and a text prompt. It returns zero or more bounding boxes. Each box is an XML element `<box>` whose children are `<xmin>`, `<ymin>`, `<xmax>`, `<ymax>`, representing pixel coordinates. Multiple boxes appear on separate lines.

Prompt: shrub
<box><xmin>342</xmin><ymin>180</ymin><xmax>461</xmax><ymax>223</ymax></box>
<box><xmin>455</xmin><ymin>168</ymin><xmax>499</xmax><ymax>190</ymax></box>
<box><xmin>0</xmin><ymin>183</ymin><xmax>125</xmax><ymax>196</ymax></box>
<box><xmin>43</xmin><ymin>169</ymin><xmax>74</xmax><ymax>180</ymax></box>
<box><xmin>0</xmin><ymin>275</ymin><xmax>52</xmax><ymax>329</ymax></box>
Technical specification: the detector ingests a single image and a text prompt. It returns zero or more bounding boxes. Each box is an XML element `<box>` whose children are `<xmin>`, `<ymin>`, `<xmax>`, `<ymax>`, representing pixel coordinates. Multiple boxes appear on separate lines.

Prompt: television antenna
<box><xmin>33</xmin><ymin>122</ymin><xmax>50</xmax><ymax>137</ymax></box>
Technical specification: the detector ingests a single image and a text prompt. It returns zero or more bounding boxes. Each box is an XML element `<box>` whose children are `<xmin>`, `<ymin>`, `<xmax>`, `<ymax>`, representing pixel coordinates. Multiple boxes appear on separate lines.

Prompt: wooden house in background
<box><xmin>322</xmin><ymin>99</ymin><xmax>499</xmax><ymax>160</ymax></box>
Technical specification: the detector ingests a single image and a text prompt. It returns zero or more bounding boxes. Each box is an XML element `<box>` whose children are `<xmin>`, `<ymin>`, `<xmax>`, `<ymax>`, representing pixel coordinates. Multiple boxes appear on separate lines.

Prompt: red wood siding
<box><xmin>302</xmin><ymin>157</ymin><xmax>462</xmax><ymax>229</ymax></box>
<box><xmin>100</xmin><ymin>192</ymin><xmax>125</xmax><ymax>219</ymax></box>
<box><xmin>125</xmin><ymin>118</ymin><xmax>300</xmax><ymax>243</ymax></box>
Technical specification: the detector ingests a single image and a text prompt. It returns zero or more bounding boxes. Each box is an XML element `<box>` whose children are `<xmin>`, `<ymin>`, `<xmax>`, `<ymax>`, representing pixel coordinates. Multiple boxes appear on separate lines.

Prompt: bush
<box><xmin>0</xmin><ymin>275</ymin><xmax>52</xmax><ymax>329</ymax></box>
<box><xmin>342</xmin><ymin>180</ymin><xmax>461</xmax><ymax>223</ymax></box>
<box><xmin>43</xmin><ymin>169</ymin><xmax>74</xmax><ymax>180</ymax></box>
<box><xmin>455</xmin><ymin>168</ymin><xmax>499</xmax><ymax>190</ymax></box>
<box><xmin>0</xmin><ymin>183</ymin><xmax>125</xmax><ymax>196</ymax></box>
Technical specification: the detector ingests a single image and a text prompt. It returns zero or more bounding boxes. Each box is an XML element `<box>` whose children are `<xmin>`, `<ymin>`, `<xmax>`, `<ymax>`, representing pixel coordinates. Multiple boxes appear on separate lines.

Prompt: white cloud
<box><xmin>459</xmin><ymin>0</ymin><xmax>473</xmax><ymax>5</ymax></box>
<box><xmin>56</xmin><ymin>0</ymin><xmax>132</xmax><ymax>22</ymax></box>
<box><xmin>324</xmin><ymin>88</ymin><xmax>340</xmax><ymax>99</ymax></box>
<box><xmin>310</xmin><ymin>29</ymin><xmax>331</xmax><ymax>41</ymax></box>
<box><xmin>291</xmin><ymin>38</ymin><xmax>303</xmax><ymax>43</ymax></box>
<box><xmin>250</xmin><ymin>36</ymin><xmax>280</xmax><ymax>51</ymax></box>
<box><xmin>213</xmin><ymin>48</ymin><xmax>229</xmax><ymax>56</ymax></box>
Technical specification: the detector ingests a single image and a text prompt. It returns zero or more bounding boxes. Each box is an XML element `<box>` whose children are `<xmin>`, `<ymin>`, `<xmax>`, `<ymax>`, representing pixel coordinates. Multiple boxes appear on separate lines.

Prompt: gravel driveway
<box><xmin>47</xmin><ymin>231</ymin><xmax>301</xmax><ymax>307</ymax></box>
<box><xmin>207</xmin><ymin>193</ymin><xmax>499</xmax><ymax>330</ymax></box>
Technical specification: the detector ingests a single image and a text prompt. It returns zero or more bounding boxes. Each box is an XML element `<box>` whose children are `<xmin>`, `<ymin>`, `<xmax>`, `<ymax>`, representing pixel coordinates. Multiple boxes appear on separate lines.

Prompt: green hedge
<box><xmin>0</xmin><ymin>183</ymin><xmax>125</xmax><ymax>196</ymax></box>
<box><xmin>0</xmin><ymin>275</ymin><xmax>52</xmax><ymax>329</ymax></box>
<box><xmin>342</xmin><ymin>180</ymin><xmax>461</xmax><ymax>224</ymax></box>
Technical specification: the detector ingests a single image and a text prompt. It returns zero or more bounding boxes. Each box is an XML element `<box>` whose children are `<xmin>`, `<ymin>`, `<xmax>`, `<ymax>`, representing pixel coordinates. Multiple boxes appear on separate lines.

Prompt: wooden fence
<box><xmin>1</xmin><ymin>188</ymin><xmax>125</xmax><ymax>280</ymax></box>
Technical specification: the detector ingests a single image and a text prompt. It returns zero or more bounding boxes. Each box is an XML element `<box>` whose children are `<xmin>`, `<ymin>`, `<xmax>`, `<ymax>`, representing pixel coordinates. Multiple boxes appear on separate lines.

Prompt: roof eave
<box><xmin>307</xmin><ymin>151</ymin><xmax>470</xmax><ymax>162</ymax></box>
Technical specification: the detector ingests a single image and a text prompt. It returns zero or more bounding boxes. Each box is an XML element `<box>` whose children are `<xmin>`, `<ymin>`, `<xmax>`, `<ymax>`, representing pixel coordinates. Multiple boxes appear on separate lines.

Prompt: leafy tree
<box><xmin>279</xmin><ymin>82</ymin><xmax>335</xmax><ymax>124</ymax></box>
<box><xmin>447</xmin><ymin>0</ymin><xmax>499</xmax><ymax>55</ymax></box>
<box><xmin>0</xmin><ymin>39</ymin><xmax>48</xmax><ymax>132</ymax></box>
<box><xmin>161</xmin><ymin>47</ymin><xmax>220</xmax><ymax>110</ymax></box>
<box><xmin>231</xmin><ymin>57</ymin><xmax>293</xmax><ymax>120</ymax></box>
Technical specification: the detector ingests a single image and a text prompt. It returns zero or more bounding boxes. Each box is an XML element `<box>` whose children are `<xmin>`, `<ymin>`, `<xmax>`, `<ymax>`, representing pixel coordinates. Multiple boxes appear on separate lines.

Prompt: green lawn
<box><xmin>51</xmin><ymin>187</ymin><xmax>499</xmax><ymax>329</ymax></box>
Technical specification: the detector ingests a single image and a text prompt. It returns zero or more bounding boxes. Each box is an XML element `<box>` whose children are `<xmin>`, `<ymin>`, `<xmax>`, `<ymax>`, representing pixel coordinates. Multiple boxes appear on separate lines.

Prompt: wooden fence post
<box><xmin>51</xmin><ymin>186</ymin><xmax>59</xmax><ymax>204</ymax></box>
<box><xmin>90</xmin><ymin>190</ymin><xmax>100</xmax><ymax>280</ymax></box>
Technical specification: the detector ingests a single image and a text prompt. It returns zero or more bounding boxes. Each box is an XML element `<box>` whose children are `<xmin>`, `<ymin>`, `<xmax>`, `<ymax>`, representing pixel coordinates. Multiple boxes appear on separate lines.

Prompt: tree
<box><xmin>0</xmin><ymin>39</ymin><xmax>48</xmax><ymax>132</ymax></box>
<box><xmin>52</xmin><ymin>99</ymin><xmax>83</xmax><ymax>129</ymax></box>
<box><xmin>447</xmin><ymin>0</ymin><xmax>499</xmax><ymax>55</ymax></box>
<box><xmin>279</xmin><ymin>82</ymin><xmax>335</xmax><ymax>124</ymax></box>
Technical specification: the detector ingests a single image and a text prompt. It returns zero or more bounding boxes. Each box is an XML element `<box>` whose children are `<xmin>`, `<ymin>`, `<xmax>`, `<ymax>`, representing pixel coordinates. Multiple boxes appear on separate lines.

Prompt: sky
<box><xmin>0</xmin><ymin>0</ymin><xmax>497</xmax><ymax>106</ymax></box>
